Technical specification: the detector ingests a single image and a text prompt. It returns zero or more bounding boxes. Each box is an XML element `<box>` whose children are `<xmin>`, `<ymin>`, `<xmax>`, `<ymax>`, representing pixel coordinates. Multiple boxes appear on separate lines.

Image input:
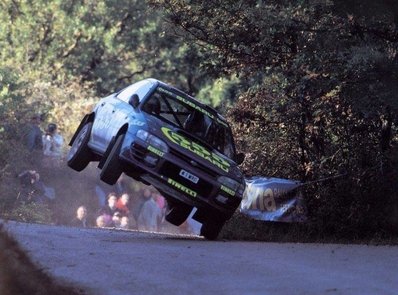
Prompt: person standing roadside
<box><xmin>137</xmin><ymin>191</ymin><xmax>162</xmax><ymax>232</ymax></box>
<box><xmin>98</xmin><ymin>193</ymin><xmax>122</xmax><ymax>227</ymax></box>
<box><xmin>42</xmin><ymin>123</ymin><xmax>64</xmax><ymax>157</ymax></box>
<box><xmin>70</xmin><ymin>206</ymin><xmax>88</xmax><ymax>228</ymax></box>
<box><xmin>42</xmin><ymin>123</ymin><xmax>64</xmax><ymax>168</ymax></box>
<box><xmin>24</xmin><ymin>114</ymin><xmax>43</xmax><ymax>152</ymax></box>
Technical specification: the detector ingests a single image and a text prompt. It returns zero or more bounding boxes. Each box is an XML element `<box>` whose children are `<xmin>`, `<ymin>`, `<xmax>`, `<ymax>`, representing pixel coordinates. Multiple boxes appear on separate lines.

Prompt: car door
<box><xmin>90</xmin><ymin>94</ymin><xmax>121</xmax><ymax>151</ymax></box>
<box><xmin>101</xmin><ymin>96</ymin><xmax>126</xmax><ymax>148</ymax></box>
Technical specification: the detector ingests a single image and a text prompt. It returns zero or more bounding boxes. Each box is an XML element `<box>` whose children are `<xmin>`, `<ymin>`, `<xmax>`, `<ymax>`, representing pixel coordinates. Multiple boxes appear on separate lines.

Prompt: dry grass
<box><xmin>0</xmin><ymin>224</ymin><xmax>85</xmax><ymax>295</ymax></box>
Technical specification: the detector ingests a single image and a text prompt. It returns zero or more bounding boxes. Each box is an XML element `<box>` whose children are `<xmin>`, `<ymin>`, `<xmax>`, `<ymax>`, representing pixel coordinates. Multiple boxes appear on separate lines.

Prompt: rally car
<box><xmin>67</xmin><ymin>78</ymin><xmax>245</xmax><ymax>239</ymax></box>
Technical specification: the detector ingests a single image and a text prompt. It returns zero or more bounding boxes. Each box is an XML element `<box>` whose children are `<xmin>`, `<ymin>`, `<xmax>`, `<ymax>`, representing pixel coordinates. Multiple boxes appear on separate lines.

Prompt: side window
<box><xmin>117</xmin><ymin>80</ymin><xmax>154</xmax><ymax>103</ymax></box>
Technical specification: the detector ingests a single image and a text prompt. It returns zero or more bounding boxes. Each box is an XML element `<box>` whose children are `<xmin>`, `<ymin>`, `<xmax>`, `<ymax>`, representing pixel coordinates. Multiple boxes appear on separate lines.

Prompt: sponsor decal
<box><xmin>221</xmin><ymin>185</ymin><xmax>235</xmax><ymax>196</ymax></box>
<box><xmin>158</xmin><ymin>87</ymin><xmax>215</xmax><ymax>120</ymax></box>
<box><xmin>131</xmin><ymin>119</ymin><xmax>145</xmax><ymax>126</ymax></box>
<box><xmin>240</xmin><ymin>177</ymin><xmax>307</xmax><ymax>223</ymax></box>
<box><xmin>167</xmin><ymin>178</ymin><xmax>197</xmax><ymax>197</ymax></box>
<box><xmin>147</xmin><ymin>145</ymin><xmax>164</xmax><ymax>157</ymax></box>
<box><xmin>161</xmin><ymin>127</ymin><xmax>230</xmax><ymax>172</ymax></box>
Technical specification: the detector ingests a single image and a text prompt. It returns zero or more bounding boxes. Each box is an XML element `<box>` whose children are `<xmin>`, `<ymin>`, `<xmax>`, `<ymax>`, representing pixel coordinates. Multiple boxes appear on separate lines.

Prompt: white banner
<box><xmin>240</xmin><ymin>177</ymin><xmax>307</xmax><ymax>222</ymax></box>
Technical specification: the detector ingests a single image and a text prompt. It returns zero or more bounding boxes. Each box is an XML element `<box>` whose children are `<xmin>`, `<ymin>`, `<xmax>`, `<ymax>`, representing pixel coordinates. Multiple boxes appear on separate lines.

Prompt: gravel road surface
<box><xmin>3</xmin><ymin>221</ymin><xmax>398</xmax><ymax>295</ymax></box>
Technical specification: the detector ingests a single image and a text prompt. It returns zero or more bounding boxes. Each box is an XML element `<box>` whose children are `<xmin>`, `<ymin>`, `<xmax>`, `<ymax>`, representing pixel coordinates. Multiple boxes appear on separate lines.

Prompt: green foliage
<box><xmin>196</xmin><ymin>76</ymin><xmax>243</xmax><ymax>111</ymax></box>
<box><xmin>152</xmin><ymin>0</ymin><xmax>398</xmax><ymax>236</ymax></box>
<box><xmin>0</xmin><ymin>0</ymin><xmax>207</xmax><ymax>95</ymax></box>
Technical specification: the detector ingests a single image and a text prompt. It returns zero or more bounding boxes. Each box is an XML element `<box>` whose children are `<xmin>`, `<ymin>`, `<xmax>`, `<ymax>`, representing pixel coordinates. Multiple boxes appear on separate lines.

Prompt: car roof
<box><xmin>145</xmin><ymin>78</ymin><xmax>229</xmax><ymax>124</ymax></box>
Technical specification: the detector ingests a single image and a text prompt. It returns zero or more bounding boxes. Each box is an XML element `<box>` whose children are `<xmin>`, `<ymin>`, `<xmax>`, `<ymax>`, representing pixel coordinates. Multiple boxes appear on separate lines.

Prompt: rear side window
<box><xmin>117</xmin><ymin>80</ymin><xmax>155</xmax><ymax>103</ymax></box>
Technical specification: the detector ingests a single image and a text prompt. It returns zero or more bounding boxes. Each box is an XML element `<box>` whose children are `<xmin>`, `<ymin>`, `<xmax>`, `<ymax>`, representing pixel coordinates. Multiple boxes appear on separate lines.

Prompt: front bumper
<box><xmin>120</xmin><ymin>139</ymin><xmax>242</xmax><ymax>218</ymax></box>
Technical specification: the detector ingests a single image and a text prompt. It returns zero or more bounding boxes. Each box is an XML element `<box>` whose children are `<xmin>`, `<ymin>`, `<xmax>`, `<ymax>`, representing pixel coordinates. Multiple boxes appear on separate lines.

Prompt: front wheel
<box><xmin>200</xmin><ymin>219</ymin><xmax>225</xmax><ymax>240</ymax></box>
<box><xmin>67</xmin><ymin>122</ymin><xmax>93</xmax><ymax>171</ymax></box>
<box><xmin>165</xmin><ymin>200</ymin><xmax>193</xmax><ymax>226</ymax></box>
<box><xmin>100</xmin><ymin>134</ymin><xmax>124</xmax><ymax>185</ymax></box>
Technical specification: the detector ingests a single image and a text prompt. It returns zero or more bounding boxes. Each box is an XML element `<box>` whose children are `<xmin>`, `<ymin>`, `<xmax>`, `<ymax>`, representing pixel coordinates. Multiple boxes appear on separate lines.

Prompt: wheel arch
<box><xmin>116</xmin><ymin>123</ymin><xmax>129</xmax><ymax>138</ymax></box>
<box><xmin>69</xmin><ymin>112</ymin><xmax>95</xmax><ymax>146</ymax></box>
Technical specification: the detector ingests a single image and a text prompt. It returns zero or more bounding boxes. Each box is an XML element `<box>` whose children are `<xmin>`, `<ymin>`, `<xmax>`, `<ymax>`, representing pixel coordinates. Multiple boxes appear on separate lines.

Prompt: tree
<box><xmin>0</xmin><ymin>0</ymin><xmax>210</xmax><ymax>96</ymax></box>
<box><xmin>150</xmin><ymin>0</ymin><xmax>398</xmax><ymax>234</ymax></box>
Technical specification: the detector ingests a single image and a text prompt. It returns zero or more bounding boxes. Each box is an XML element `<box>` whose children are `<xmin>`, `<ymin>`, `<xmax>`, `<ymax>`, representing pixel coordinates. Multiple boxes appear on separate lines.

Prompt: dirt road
<box><xmin>2</xmin><ymin>221</ymin><xmax>397</xmax><ymax>295</ymax></box>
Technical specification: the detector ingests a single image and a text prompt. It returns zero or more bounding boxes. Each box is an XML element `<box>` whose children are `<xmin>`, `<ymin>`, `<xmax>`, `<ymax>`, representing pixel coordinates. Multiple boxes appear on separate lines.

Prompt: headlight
<box><xmin>136</xmin><ymin>129</ymin><xmax>149</xmax><ymax>141</ymax></box>
<box><xmin>148</xmin><ymin>136</ymin><xmax>168</xmax><ymax>153</ymax></box>
<box><xmin>136</xmin><ymin>129</ymin><xmax>169</xmax><ymax>153</ymax></box>
<box><xmin>237</xmin><ymin>181</ymin><xmax>246</xmax><ymax>196</ymax></box>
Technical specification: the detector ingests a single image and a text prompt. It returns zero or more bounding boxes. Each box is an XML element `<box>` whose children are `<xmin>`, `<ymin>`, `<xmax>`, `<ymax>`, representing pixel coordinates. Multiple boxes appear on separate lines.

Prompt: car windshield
<box><xmin>142</xmin><ymin>87</ymin><xmax>236</xmax><ymax>159</ymax></box>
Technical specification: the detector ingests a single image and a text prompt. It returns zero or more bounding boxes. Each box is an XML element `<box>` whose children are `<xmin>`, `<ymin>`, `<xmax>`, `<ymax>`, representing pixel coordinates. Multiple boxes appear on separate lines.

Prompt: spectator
<box><xmin>116</xmin><ymin>193</ymin><xmax>131</xmax><ymax>217</ymax></box>
<box><xmin>154</xmin><ymin>193</ymin><xmax>166</xmax><ymax>227</ymax></box>
<box><xmin>23</xmin><ymin>114</ymin><xmax>43</xmax><ymax>152</ymax></box>
<box><xmin>95</xmin><ymin>179</ymin><xmax>110</xmax><ymax>208</ymax></box>
<box><xmin>132</xmin><ymin>188</ymin><xmax>151</xmax><ymax>222</ymax></box>
<box><xmin>42</xmin><ymin>123</ymin><xmax>64</xmax><ymax>167</ymax></box>
<box><xmin>96</xmin><ymin>215</ymin><xmax>110</xmax><ymax>228</ymax></box>
<box><xmin>114</xmin><ymin>174</ymin><xmax>129</xmax><ymax>195</ymax></box>
<box><xmin>17</xmin><ymin>170</ymin><xmax>55</xmax><ymax>203</ymax></box>
<box><xmin>98</xmin><ymin>193</ymin><xmax>122</xmax><ymax>227</ymax></box>
<box><xmin>155</xmin><ymin>193</ymin><xmax>166</xmax><ymax>210</ymax></box>
<box><xmin>70</xmin><ymin>206</ymin><xmax>88</xmax><ymax>228</ymax></box>
<box><xmin>119</xmin><ymin>216</ymin><xmax>130</xmax><ymax>229</ymax></box>
<box><xmin>116</xmin><ymin>193</ymin><xmax>138</xmax><ymax>229</ymax></box>
<box><xmin>137</xmin><ymin>191</ymin><xmax>162</xmax><ymax>232</ymax></box>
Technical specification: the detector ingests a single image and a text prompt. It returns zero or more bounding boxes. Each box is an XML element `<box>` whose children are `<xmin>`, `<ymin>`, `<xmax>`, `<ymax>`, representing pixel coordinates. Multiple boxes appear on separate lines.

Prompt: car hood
<box><xmin>145</xmin><ymin>116</ymin><xmax>242</xmax><ymax>179</ymax></box>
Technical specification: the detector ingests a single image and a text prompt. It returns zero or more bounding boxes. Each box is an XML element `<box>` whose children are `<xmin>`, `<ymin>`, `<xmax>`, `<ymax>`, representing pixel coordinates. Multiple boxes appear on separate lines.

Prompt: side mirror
<box><xmin>236</xmin><ymin>152</ymin><xmax>245</xmax><ymax>165</ymax></box>
<box><xmin>129</xmin><ymin>94</ymin><xmax>139</xmax><ymax>108</ymax></box>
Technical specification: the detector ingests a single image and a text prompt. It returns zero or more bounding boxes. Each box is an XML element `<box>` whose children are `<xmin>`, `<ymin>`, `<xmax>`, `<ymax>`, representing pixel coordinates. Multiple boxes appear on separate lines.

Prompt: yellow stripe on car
<box><xmin>161</xmin><ymin>127</ymin><xmax>230</xmax><ymax>172</ymax></box>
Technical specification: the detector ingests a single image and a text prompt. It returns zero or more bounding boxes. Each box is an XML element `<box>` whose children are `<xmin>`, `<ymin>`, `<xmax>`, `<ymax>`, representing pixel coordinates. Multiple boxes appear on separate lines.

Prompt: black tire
<box><xmin>67</xmin><ymin>122</ymin><xmax>93</xmax><ymax>171</ymax></box>
<box><xmin>165</xmin><ymin>200</ymin><xmax>193</xmax><ymax>226</ymax></box>
<box><xmin>98</xmin><ymin>136</ymin><xmax>115</xmax><ymax>169</ymax></box>
<box><xmin>100</xmin><ymin>134</ymin><xmax>124</xmax><ymax>185</ymax></box>
<box><xmin>200</xmin><ymin>219</ymin><xmax>225</xmax><ymax>240</ymax></box>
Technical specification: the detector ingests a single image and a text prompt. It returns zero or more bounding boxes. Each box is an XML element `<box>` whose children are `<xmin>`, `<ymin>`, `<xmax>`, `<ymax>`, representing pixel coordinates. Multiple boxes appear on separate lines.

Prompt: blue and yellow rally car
<box><xmin>67</xmin><ymin>78</ymin><xmax>245</xmax><ymax>239</ymax></box>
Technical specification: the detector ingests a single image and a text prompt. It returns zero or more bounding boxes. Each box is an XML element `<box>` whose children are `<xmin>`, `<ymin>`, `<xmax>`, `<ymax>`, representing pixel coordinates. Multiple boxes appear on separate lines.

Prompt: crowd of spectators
<box><xmin>71</xmin><ymin>178</ymin><xmax>201</xmax><ymax>235</ymax></box>
<box><xmin>90</xmin><ymin>187</ymin><xmax>166</xmax><ymax>232</ymax></box>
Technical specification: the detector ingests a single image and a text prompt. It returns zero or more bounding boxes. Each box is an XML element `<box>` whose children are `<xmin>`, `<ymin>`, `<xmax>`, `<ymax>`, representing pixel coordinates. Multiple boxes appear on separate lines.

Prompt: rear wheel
<box><xmin>67</xmin><ymin>122</ymin><xmax>93</xmax><ymax>171</ymax></box>
<box><xmin>165</xmin><ymin>200</ymin><xmax>193</xmax><ymax>226</ymax></box>
<box><xmin>100</xmin><ymin>134</ymin><xmax>124</xmax><ymax>185</ymax></box>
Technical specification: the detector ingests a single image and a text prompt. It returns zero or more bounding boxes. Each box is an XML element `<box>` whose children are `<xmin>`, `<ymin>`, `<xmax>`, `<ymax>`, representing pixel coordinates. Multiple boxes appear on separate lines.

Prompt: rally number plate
<box><xmin>179</xmin><ymin>169</ymin><xmax>199</xmax><ymax>184</ymax></box>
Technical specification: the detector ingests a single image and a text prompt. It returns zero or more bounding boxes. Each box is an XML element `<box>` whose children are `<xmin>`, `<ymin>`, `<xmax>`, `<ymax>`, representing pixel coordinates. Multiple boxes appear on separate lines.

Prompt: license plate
<box><xmin>179</xmin><ymin>169</ymin><xmax>199</xmax><ymax>184</ymax></box>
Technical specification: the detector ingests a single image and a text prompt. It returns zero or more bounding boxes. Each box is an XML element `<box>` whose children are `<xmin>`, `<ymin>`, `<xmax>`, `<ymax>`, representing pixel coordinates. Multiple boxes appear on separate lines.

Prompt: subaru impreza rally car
<box><xmin>67</xmin><ymin>78</ymin><xmax>245</xmax><ymax>239</ymax></box>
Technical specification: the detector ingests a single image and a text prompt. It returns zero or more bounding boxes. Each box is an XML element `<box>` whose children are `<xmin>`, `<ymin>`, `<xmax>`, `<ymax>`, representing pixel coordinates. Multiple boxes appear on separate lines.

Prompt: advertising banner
<box><xmin>240</xmin><ymin>177</ymin><xmax>307</xmax><ymax>222</ymax></box>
